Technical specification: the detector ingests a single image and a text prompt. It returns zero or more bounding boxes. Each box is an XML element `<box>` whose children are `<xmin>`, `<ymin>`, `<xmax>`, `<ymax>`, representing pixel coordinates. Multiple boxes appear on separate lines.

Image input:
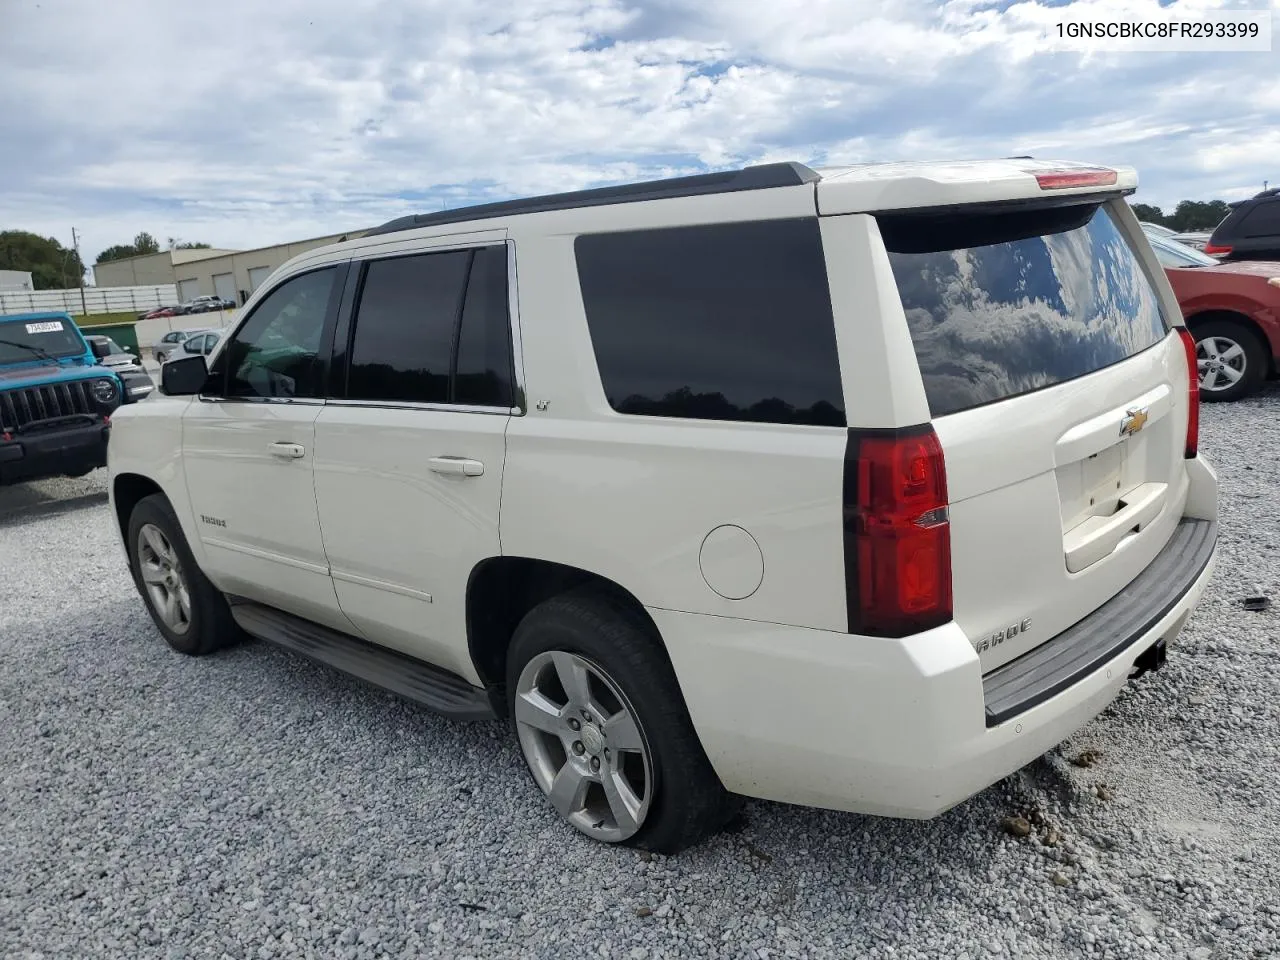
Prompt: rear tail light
<box><xmin>845</xmin><ymin>426</ymin><xmax>953</xmax><ymax>637</ymax></box>
<box><xmin>1176</xmin><ymin>327</ymin><xmax>1199</xmax><ymax>459</ymax></box>
<box><xmin>1202</xmin><ymin>242</ymin><xmax>1233</xmax><ymax>256</ymax></box>
<box><xmin>1034</xmin><ymin>168</ymin><xmax>1118</xmax><ymax>190</ymax></box>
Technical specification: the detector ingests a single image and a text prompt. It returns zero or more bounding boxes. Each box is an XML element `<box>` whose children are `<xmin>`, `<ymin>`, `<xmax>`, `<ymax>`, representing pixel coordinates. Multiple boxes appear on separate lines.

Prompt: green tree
<box><xmin>1168</xmin><ymin>200</ymin><xmax>1231</xmax><ymax>233</ymax></box>
<box><xmin>0</xmin><ymin>230</ymin><xmax>85</xmax><ymax>289</ymax></box>
<box><xmin>133</xmin><ymin>231</ymin><xmax>160</xmax><ymax>255</ymax></box>
<box><xmin>175</xmin><ymin>241</ymin><xmax>211</xmax><ymax>250</ymax></box>
<box><xmin>1130</xmin><ymin>202</ymin><xmax>1166</xmax><ymax>224</ymax></box>
<box><xmin>96</xmin><ymin>243</ymin><xmax>140</xmax><ymax>264</ymax></box>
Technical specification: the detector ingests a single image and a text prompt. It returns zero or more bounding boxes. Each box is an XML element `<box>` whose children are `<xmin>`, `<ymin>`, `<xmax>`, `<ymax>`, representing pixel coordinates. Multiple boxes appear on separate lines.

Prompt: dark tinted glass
<box><xmin>574</xmin><ymin>219</ymin><xmax>845</xmax><ymax>426</ymax></box>
<box><xmin>882</xmin><ymin>205</ymin><xmax>1168</xmax><ymax>418</ymax></box>
<box><xmin>1239</xmin><ymin>201</ymin><xmax>1280</xmax><ymax>238</ymax></box>
<box><xmin>348</xmin><ymin>250</ymin><xmax>470</xmax><ymax>404</ymax></box>
<box><xmin>223</xmin><ymin>268</ymin><xmax>336</xmax><ymax>399</ymax></box>
<box><xmin>454</xmin><ymin>245</ymin><xmax>514</xmax><ymax>407</ymax></box>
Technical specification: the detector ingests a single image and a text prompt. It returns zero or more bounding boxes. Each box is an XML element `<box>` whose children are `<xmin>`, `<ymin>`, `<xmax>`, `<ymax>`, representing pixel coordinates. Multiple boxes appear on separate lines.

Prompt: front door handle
<box><xmin>268</xmin><ymin>441</ymin><xmax>305</xmax><ymax>460</ymax></box>
<box><xmin>428</xmin><ymin>456</ymin><xmax>484</xmax><ymax>477</ymax></box>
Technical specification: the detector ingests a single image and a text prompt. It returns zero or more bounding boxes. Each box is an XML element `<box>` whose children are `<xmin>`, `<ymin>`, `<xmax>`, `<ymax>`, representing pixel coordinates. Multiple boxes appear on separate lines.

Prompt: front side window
<box><xmin>881</xmin><ymin>204</ymin><xmax>1168</xmax><ymax>417</ymax></box>
<box><xmin>217</xmin><ymin>268</ymin><xmax>337</xmax><ymax>399</ymax></box>
<box><xmin>345</xmin><ymin>245</ymin><xmax>514</xmax><ymax>407</ymax></box>
<box><xmin>574</xmin><ymin>219</ymin><xmax>845</xmax><ymax>427</ymax></box>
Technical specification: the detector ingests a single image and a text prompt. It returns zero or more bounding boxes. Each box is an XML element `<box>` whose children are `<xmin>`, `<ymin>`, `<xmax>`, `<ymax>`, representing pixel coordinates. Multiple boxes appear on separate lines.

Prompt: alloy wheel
<box><xmin>1196</xmin><ymin>335</ymin><xmax>1246</xmax><ymax>392</ymax></box>
<box><xmin>137</xmin><ymin>523</ymin><xmax>192</xmax><ymax>634</ymax></box>
<box><xmin>513</xmin><ymin>651</ymin><xmax>653</xmax><ymax>842</ymax></box>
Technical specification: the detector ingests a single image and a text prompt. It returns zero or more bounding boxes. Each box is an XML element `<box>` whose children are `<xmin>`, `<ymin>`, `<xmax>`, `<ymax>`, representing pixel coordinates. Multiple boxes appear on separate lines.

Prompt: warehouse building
<box><xmin>93</xmin><ymin>231</ymin><xmax>362</xmax><ymax>304</ymax></box>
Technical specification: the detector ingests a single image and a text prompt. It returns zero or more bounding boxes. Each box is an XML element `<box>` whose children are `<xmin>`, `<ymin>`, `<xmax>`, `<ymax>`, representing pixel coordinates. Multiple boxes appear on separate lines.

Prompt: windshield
<box><xmin>0</xmin><ymin>317</ymin><xmax>86</xmax><ymax>364</ymax></box>
<box><xmin>1148</xmin><ymin>233</ymin><xmax>1219</xmax><ymax>268</ymax></box>
<box><xmin>881</xmin><ymin>203</ymin><xmax>1168</xmax><ymax>417</ymax></box>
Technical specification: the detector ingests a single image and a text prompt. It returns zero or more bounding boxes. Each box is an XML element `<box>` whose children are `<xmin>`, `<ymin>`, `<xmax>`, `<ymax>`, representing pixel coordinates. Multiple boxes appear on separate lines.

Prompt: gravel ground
<box><xmin>2</xmin><ymin>383</ymin><xmax>1278</xmax><ymax>960</ymax></box>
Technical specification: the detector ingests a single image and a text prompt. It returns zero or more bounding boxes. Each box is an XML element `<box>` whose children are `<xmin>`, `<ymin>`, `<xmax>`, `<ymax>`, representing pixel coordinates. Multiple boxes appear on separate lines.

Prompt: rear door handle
<box><xmin>268</xmin><ymin>441</ymin><xmax>306</xmax><ymax>460</ymax></box>
<box><xmin>429</xmin><ymin>456</ymin><xmax>484</xmax><ymax>477</ymax></box>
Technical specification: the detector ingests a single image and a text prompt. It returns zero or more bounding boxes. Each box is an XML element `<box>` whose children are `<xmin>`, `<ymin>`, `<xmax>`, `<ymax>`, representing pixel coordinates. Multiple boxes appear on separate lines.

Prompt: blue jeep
<box><xmin>0</xmin><ymin>311</ymin><xmax>125</xmax><ymax>486</ymax></box>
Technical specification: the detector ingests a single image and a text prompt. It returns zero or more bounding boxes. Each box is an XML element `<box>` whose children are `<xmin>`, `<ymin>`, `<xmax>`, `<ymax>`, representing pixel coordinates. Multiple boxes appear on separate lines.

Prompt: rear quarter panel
<box><xmin>1166</xmin><ymin>269</ymin><xmax>1280</xmax><ymax>358</ymax></box>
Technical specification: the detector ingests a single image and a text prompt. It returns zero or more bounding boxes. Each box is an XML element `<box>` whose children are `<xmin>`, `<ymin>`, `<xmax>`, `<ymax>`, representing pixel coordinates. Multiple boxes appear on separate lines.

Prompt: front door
<box><xmin>313</xmin><ymin>241</ymin><xmax>515</xmax><ymax>680</ymax></box>
<box><xmin>182</xmin><ymin>264</ymin><xmax>355</xmax><ymax>631</ymax></box>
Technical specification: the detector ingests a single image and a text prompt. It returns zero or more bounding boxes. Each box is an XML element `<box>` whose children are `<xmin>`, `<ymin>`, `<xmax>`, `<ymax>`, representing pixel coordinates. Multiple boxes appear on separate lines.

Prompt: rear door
<box><xmin>312</xmin><ymin>239</ymin><xmax>514</xmax><ymax>681</ymax></box>
<box><xmin>876</xmin><ymin>198</ymin><xmax>1191</xmax><ymax>670</ymax></box>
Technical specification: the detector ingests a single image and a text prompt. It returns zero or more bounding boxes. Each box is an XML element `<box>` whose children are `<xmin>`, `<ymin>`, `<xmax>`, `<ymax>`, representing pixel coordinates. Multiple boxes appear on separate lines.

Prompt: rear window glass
<box><xmin>1237</xmin><ymin>201</ymin><xmax>1280</xmax><ymax>238</ymax></box>
<box><xmin>880</xmin><ymin>204</ymin><xmax>1168</xmax><ymax>417</ymax></box>
<box><xmin>575</xmin><ymin>219</ymin><xmax>845</xmax><ymax>427</ymax></box>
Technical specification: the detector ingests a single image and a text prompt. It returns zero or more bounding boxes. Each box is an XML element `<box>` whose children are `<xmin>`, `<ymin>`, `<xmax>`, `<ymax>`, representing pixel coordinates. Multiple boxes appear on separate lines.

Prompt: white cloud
<box><xmin>0</xmin><ymin>0</ymin><xmax>1276</xmax><ymax>265</ymax></box>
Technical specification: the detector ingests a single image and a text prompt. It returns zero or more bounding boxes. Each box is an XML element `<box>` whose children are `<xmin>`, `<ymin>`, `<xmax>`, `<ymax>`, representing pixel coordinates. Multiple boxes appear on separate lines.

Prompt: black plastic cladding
<box><xmin>362</xmin><ymin>163</ymin><xmax>822</xmax><ymax>237</ymax></box>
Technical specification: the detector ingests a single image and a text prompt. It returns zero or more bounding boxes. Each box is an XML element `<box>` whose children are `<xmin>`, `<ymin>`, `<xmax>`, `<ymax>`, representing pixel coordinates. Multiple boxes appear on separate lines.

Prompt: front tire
<box><xmin>1193</xmin><ymin>318</ymin><xmax>1267</xmax><ymax>402</ymax></box>
<box><xmin>506</xmin><ymin>590</ymin><xmax>737</xmax><ymax>854</ymax></box>
<box><xmin>126</xmin><ymin>494</ymin><xmax>240</xmax><ymax>656</ymax></box>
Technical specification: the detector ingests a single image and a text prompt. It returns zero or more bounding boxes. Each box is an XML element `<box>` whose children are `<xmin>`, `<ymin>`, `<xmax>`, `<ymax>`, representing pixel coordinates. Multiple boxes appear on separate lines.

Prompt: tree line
<box><xmin>1129</xmin><ymin>200</ymin><xmax>1233</xmax><ymax>232</ymax></box>
<box><xmin>0</xmin><ymin>230</ymin><xmax>213</xmax><ymax>290</ymax></box>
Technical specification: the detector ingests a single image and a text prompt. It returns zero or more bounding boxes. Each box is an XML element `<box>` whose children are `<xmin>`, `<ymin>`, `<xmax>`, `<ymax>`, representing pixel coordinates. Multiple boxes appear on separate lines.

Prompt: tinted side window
<box><xmin>348</xmin><ymin>250</ymin><xmax>471</xmax><ymax>404</ymax></box>
<box><xmin>454</xmin><ymin>245</ymin><xmax>514</xmax><ymax>407</ymax></box>
<box><xmin>1239</xmin><ymin>201</ymin><xmax>1280</xmax><ymax>238</ymax></box>
<box><xmin>574</xmin><ymin>219</ymin><xmax>845</xmax><ymax>426</ymax></box>
<box><xmin>221</xmin><ymin>268</ymin><xmax>336</xmax><ymax>399</ymax></box>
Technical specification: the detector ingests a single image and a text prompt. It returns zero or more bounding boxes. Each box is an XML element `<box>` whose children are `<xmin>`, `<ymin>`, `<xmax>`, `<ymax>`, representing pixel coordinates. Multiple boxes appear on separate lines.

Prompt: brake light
<box><xmin>1176</xmin><ymin>328</ymin><xmax>1199</xmax><ymax>458</ymax></box>
<box><xmin>845</xmin><ymin>426</ymin><xmax>953</xmax><ymax>637</ymax></box>
<box><xmin>1034</xmin><ymin>169</ymin><xmax>1118</xmax><ymax>190</ymax></box>
<box><xmin>1202</xmin><ymin>242</ymin><xmax>1233</xmax><ymax>256</ymax></box>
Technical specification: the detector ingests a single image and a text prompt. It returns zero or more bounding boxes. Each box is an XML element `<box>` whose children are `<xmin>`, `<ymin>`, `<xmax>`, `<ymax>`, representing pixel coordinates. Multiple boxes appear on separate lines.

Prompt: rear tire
<box><xmin>1192</xmin><ymin>318</ymin><xmax>1267</xmax><ymax>402</ymax></box>
<box><xmin>506</xmin><ymin>590</ymin><xmax>738</xmax><ymax>854</ymax></box>
<box><xmin>126</xmin><ymin>493</ymin><xmax>241</xmax><ymax>656</ymax></box>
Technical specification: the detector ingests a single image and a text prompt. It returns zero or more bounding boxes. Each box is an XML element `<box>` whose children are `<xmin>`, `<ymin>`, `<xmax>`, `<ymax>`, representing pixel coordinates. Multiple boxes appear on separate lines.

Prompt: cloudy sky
<box><xmin>1</xmin><ymin>0</ymin><xmax>1276</xmax><ymax>267</ymax></box>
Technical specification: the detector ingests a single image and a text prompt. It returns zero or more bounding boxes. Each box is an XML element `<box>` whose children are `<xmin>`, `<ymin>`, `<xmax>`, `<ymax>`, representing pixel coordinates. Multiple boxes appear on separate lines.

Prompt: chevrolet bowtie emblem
<box><xmin>1119</xmin><ymin>407</ymin><xmax>1149</xmax><ymax>437</ymax></box>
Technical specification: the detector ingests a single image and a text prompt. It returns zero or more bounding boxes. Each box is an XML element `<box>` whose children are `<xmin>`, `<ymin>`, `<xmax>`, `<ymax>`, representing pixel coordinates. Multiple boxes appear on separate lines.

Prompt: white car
<box><xmin>170</xmin><ymin>328</ymin><xmax>222</xmax><ymax>362</ymax></box>
<box><xmin>107</xmin><ymin>158</ymin><xmax>1218</xmax><ymax>853</ymax></box>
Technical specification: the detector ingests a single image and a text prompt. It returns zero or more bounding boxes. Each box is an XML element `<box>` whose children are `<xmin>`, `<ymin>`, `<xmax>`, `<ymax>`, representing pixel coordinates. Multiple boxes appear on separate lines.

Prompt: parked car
<box><xmin>107</xmin><ymin>159</ymin><xmax>1217</xmax><ymax>853</ymax></box>
<box><xmin>0</xmin><ymin>311</ymin><xmax>123</xmax><ymax>485</ymax></box>
<box><xmin>1204</xmin><ymin>188</ymin><xmax>1280</xmax><ymax>261</ymax></box>
<box><xmin>1146</xmin><ymin>231</ymin><xmax>1280</xmax><ymax>402</ymax></box>
<box><xmin>1140</xmin><ymin>222</ymin><xmax>1176</xmax><ymax>238</ymax></box>
<box><xmin>138</xmin><ymin>305</ymin><xmax>180</xmax><ymax>321</ymax></box>
<box><xmin>171</xmin><ymin>328</ymin><xmax>222</xmax><ymax>361</ymax></box>
<box><xmin>154</xmin><ymin>327</ymin><xmax>213</xmax><ymax>363</ymax></box>
<box><xmin>176</xmin><ymin>295</ymin><xmax>234</xmax><ymax>315</ymax></box>
<box><xmin>84</xmin><ymin>334</ymin><xmax>156</xmax><ymax>402</ymax></box>
<box><xmin>1172</xmin><ymin>231</ymin><xmax>1214</xmax><ymax>251</ymax></box>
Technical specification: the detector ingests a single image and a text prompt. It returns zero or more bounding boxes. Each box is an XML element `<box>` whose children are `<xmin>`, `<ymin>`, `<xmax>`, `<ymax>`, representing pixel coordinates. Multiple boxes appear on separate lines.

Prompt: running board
<box><xmin>228</xmin><ymin>601</ymin><xmax>496</xmax><ymax>721</ymax></box>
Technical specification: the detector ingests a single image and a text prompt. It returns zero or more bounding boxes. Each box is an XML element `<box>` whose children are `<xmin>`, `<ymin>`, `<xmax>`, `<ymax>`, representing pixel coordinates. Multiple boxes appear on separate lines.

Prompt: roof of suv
<box><xmin>360</xmin><ymin>158</ymin><xmax>1138</xmax><ymax>239</ymax></box>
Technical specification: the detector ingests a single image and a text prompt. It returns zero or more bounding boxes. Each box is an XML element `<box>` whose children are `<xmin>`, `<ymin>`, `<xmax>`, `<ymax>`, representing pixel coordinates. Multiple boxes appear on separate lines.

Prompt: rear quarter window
<box><xmin>574</xmin><ymin>219</ymin><xmax>845</xmax><ymax>427</ymax></box>
<box><xmin>880</xmin><ymin>204</ymin><xmax>1169</xmax><ymax>417</ymax></box>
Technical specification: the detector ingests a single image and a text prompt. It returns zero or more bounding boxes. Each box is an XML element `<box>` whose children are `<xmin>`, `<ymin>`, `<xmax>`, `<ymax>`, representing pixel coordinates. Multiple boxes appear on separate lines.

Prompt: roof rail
<box><xmin>363</xmin><ymin>162</ymin><xmax>821</xmax><ymax>237</ymax></box>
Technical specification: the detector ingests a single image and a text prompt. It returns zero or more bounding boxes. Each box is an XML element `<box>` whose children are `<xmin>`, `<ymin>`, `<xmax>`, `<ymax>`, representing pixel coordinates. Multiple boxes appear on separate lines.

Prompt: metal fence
<box><xmin>0</xmin><ymin>284</ymin><xmax>179</xmax><ymax>317</ymax></box>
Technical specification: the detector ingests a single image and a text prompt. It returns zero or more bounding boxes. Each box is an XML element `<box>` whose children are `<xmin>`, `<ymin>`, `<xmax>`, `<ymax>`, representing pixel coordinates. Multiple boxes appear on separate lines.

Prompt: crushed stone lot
<box><xmin>2</xmin><ymin>385</ymin><xmax>1278</xmax><ymax>960</ymax></box>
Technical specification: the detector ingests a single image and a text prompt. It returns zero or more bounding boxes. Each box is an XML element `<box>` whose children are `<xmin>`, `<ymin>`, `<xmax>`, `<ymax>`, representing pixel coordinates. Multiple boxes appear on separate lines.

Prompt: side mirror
<box><xmin>90</xmin><ymin>340</ymin><xmax>111</xmax><ymax>360</ymax></box>
<box><xmin>161</xmin><ymin>355</ymin><xmax>210</xmax><ymax>396</ymax></box>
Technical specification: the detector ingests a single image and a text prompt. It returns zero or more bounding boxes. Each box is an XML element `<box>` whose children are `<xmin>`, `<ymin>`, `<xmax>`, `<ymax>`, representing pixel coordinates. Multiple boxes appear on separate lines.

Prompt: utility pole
<box><xmin>70</xmin><ymin>227</ymin><xmax>88</xmax><ymax>317</ymax></box>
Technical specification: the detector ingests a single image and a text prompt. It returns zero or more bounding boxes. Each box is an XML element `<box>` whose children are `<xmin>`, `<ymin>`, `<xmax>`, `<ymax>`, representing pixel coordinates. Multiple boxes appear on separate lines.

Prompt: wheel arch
<box><xmin>1183</xmin><ymin>308</ymin><xmax>1279</xmax><ymax>376</ymax></box>
<box><xmin>112</xmin><ymin>472</ymin><xmax>165</xmax><ymax>542</ymax></box>
<box><xmin>465</xmin><ymin>556</ymin><xmax>665</xmax><ymax>717</ymax></box>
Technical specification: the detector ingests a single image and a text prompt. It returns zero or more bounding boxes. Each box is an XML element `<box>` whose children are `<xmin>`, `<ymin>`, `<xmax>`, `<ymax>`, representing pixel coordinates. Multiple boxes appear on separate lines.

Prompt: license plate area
<box><xmin>1058</xmin><ymin>441</ymin><xmax>1127</xmax><ymax>533</ymax></box>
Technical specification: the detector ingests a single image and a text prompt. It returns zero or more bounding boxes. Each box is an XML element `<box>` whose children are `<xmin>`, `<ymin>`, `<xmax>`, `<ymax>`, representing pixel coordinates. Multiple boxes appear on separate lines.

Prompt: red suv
<box><xmin>1146</xmin><ymin>231</ymin><xmax>1280</xmax><ymax>402</ymax></box>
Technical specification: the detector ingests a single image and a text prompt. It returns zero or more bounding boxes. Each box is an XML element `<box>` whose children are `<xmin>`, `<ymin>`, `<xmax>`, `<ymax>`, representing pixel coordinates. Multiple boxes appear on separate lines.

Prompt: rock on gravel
<box><xmin>1</xmin><ymin>382</ymin><xmax>1279</xmax><ymax>959</ymax></box>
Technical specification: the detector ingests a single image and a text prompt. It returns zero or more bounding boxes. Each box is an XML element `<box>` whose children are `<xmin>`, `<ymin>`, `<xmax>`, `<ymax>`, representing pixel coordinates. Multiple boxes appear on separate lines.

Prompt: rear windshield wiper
<box><xmin>0</xmin><ymin>338</ymin><xmax>60</xmax><ymax>362</ymax></box>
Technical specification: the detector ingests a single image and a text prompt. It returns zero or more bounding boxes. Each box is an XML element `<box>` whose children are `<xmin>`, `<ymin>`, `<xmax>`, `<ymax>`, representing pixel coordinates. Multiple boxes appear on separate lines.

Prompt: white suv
<box><xmin>107</xmin><ymin>159</ymin><xmax>1218</xmax><ymax>853</ymax></box>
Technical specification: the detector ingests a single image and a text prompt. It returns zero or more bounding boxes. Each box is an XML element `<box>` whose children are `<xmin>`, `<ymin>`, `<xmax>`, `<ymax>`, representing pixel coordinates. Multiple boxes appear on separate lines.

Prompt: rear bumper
<box><xmin>653</xmin><ymin>517</ymin><xmax>1217</xmax><ymax>819</ymax></box>
<box><xmin>0</xmin><ymin>421</ymin><xmax>111</xmax><ymax>485</ymax></box>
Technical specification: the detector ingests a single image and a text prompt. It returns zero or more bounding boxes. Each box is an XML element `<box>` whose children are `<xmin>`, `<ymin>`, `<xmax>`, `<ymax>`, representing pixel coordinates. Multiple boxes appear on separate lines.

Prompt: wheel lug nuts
<box><xmin>580</xmin><ymin>709</ymin><xmax>592</xmax><ymax>722</ymax></box>
<box><xmin>568</xmin><ymin>718</ymin><xmax>580</xmax><ymax>731</ymax></box>
<box><xmin>572</xmin><ymin>741</ymin><xmax>585</xmax><ymax>755</ymax></box>
<box><xmin>590</xmin><ymin>757</ymin><xmax>601</xmax><ymax>771</ymax></box>
<box><xmin>603</xmin><ymin>748</ymin><xmax>610</xmax><ymax>760</ymax></box>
